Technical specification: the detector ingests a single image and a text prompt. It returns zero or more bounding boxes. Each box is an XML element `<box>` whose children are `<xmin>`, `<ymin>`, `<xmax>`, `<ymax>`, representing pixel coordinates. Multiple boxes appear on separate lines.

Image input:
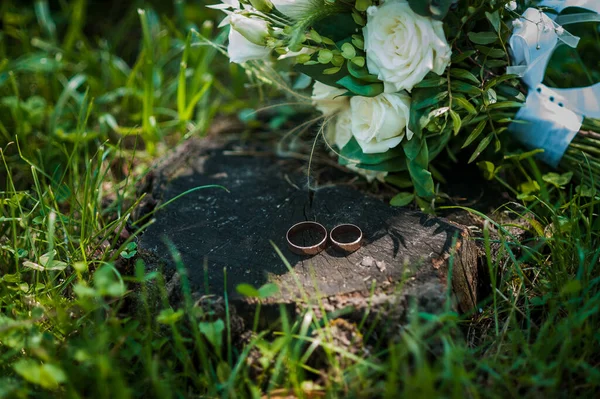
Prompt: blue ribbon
<box><xmin>508</xmin><ymin>0</ymin><xmax>600</xmax><ymax>166</ymax></box>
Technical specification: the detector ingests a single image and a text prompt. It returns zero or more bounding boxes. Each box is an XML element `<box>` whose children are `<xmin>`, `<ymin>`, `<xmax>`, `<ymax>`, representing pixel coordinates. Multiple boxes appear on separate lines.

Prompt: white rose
<box><xmin>325</xmin><ymin>108</ymin><xmax>353</xmax><ymax>150</ymax></box>
<box><xmin>363</xmin><ymin>0</ymin><xmax>452</xmax><ymax>93</ymax></box>
<box><xmin>227</xmin><ymin>14</ymin><xmax>271</xmax><ymax>63</ymax></box>
<box><xmin>350</xmin><ymin>92</ymin><xmax>412</xmax><ymax>154</ymax></box>
<box><xmin>311</xmin><ymin>82</ymin><xmax>349</xmax><ymax>116</ymax></box>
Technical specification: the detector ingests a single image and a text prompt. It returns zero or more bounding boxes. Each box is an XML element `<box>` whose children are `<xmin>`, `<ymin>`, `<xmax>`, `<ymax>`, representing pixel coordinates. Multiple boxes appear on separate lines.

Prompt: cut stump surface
<box><xmin>137</xmin><ymin>139</ymin><xmax>479</xmax><ymax>329</ymax></box>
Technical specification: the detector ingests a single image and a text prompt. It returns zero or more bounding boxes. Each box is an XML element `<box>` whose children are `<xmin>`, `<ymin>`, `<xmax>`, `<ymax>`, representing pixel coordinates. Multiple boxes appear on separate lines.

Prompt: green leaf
<box><xmin>484</xmin><ymin>88</ymin><xmax>498</xmax><ymax>106</ymax></box>
<box><xmin>476</xmin><ymin>45</ymin><xmax>505</xmax><ymax>58</ymax></box>
<box><xmin>451</xmin><ymin>81</ymin><xmax>482</xmax><ymax>96</ymax></box>
<box><xmin>390</xmin><ymin>192</ymin><xmax>415</xmax><ymax>207</ymax></box>
<box><xmin>576</xmin><ymin>185</ymin><xmax>595</xmax><ymax>197</ymax></box>
<box><xmin>452</xmin><ymin>50</ymin><xmax>476</xmax><ymax>63</ymax></box>
<box><xmin>120</xmin><ymin>241</ymin><xmax>138</xmax><ymax>259</ymax></box>
<box><xmin>504</xmin><ymin>148</ymin><xmax>544</xmax><ymax>161</ymax></box>
<box><xmin>485</xmin><ymin>59</ymin><xmax>508</xmax><ymax>68</ymax></box>
<box><xmin>156</xmin><ymin>308</ymin><xmax>185</xmax><ymax>325</ymax></box>
<box><xmin>407</xmin><ymin>161</ymin><xmax>435</xmax><ymax>199</ymax></box>
<box><xmin>386</xmin><ymin>174</ymin><xmax>414</xmax><ymax>189</ymax></box>
<box><xmin>336</xmin><ymin>75</ymin><xmax>383</xmax><ymax>97</ymax></box>
<box><xmin>323</xmin><ymin>66</ymin><xmax>342</xmax><ymax>75</ymax></box>
<box><xmin>449</xmin><ymin>109</ymin><xmax>462</xmax><ymax>135</ymax></box>
<box><xmin>450</xmin><ymin>68</ymin><xmax>480</xmax><ymax>84</ymax></box>
<box><xmin>454</xmin><ymin>97</ymin><xmax>477</xmax><ymax>115</ymax></box>
<box><xmin>318</xmin><ymin>49</ymin><xmax>333</xmax><ymax>64</ymax></box>
<box><xmin>198</xmin><ymin>319</ymin><xmax>225</xmax><ymax>349</ymax></box>
<box><xmin>347</xmin><ymin>61</ymin><xmax>380</xmax><ymax>82</ymax></box>
<box><xmin>542</xmin><ymin>172</ymin><xmax>573</xmax><ymax>188</ymax></box>
<box><xmin>258</xmin><ymin>283</ymin><xmax>279</xmax><ymax>299</ymax></box>
<box><xmin>309</xmin><ymin>29</ymin><xmax>322</xmax><ymax>43</ymax></box>
<box><xmin>468</xmin><ymin>31</ymin><xmax>498</xmax><ymax>45</ymax></box>
<box><xmin>462</xmin><ymin>120</ymin><xmax>487</xmax><ymax>148</ymax></box>
<box><xmin>403</xmin><ymin>135</ymin><xmax>423</xmax><ymax>161</ymax></box>
<box><xmin>351</xmin><ymin>56</ymin><xmax>365</xmax><ymax>67</ymax></box>
<box><xmin>341</xmin><ymin>43</ymin><xmax>356</xmax><ymax>59</ymax></box>
<box><xmin>236</xmin><ymin>283</ymin><xmax>260</xmax><ymax>298</ymax></box>
<box><xmin>340</xmin><ymin>137</ymin><xmax>402</xmax><ymax>166</ymax></box>
<box><xmin>313</xmin><ymin>13</ymin><xmax>358</xmax><ymax>42</ymax></box>
<box><xmin>38</xmin><ymin>251</ymin><xmax>68</xmax><ymax>271</ymax></box>
<box><xmin>357</xmin><ymin>157</ymin><xmax>408</xmax><ymax>172</ymax></box>
<box><xmin>13</xmin><ymin>360</ymin><xmax>66</xmax><ymax>390</ymax></box>
<box><xmin>412</xmin><ymin>91</ymin><xmax>449</xmax><ymax>110</ymax></box>
<box><xmin>487</xmin><ymin>101</ymin><xmax>523</xmax><ymax>110</ymax></box>
<box><xmin>355</xmin><ymin>0</ymin><xmax>371</xmax><ymax>12</ymax></box>
<box><xmin>352</xmin><ymin>10</ymin><xmax>365</xmax><ymax>26</ymax></box>
<box><xmin>477</xmin><ymin>161</ymin><xmax>497</xmax><ymax>180</ymax></box>
<box><xmin>484</xmin><ymin>74</ymin><xmax>519</xmax><ymax>90</ymax></box>
<box><xmin>415</xmin><ymin>77</ymin><xmax>447</xmax><ymax>88</ymax></box>
<box><xmin>485</xmin><ymin>11</ymin><xmax>501</xmax><ymax>33</ymax></box>
<box><xmin>519</xmin><ymin>180</ymin><xmax>541</xmax><ymax>195</ymax></box>
<box><xmin>405</xmin><ymin>139</ymin><xmax>434</xmax><ymax>198</ymax></box>
<box><xmin>331</xmin><ymin>54</ymin><xmax>345</xmax><ymax>67</ymax></box>
<box><xmin>351</xmin><ymin>34</ymin><xmax>364</xmax><ymax>49</ymax></box>
<box><xmin>468</xmin><ymin>133</ymin><xmax>493</xmax><ymax>163</ymax></box>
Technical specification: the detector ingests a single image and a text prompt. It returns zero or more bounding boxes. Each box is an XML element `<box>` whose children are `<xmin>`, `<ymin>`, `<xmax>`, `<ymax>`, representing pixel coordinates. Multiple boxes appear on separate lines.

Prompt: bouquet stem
<box><xmin>561</xmin><ymin>120</ymin><xmax>600</xmax><ymax>189</ymax></box>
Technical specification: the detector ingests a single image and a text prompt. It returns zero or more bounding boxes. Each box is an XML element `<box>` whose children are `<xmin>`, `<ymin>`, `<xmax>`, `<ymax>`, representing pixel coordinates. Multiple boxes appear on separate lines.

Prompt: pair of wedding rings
<box><xmin>286</xmin><ymin>221</ymin><xmax>363</xmax><ymax>256</ymax></box>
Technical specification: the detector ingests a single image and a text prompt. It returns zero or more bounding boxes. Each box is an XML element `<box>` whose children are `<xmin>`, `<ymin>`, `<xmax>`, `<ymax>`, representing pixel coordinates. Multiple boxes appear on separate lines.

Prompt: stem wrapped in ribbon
<box><xmin>508</xmin><ymin>0</ymin><xmax>600</xmax><ymax>186</ymax></box>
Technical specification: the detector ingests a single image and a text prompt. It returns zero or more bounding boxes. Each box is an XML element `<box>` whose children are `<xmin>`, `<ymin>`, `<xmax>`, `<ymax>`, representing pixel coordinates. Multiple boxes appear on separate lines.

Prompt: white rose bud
<box><xmin>227</xmin><ymin>28</ymin><xmax>270</xmax><ymax>64</ymax></box>
<box><xmin>350</xmin><ymin>92</ymin><xmax>413</xmax><ymax>154</ymax></box>
<box><xmin>227</xmin><ymin>13</ymin><xmax>271</xmax><ymax>64</ymax></box>
<box><xmin>230</xmin><ymin>13</ymin><xmax>269</xmax><ymax>46</ymax></box>
<box><xmin>363</xmin><ymin>0</ymin><xmax>452</xmax><ymax>92</ymax></box>
<box><xmin>311</xmin><ymin>82</ymin><xmax>349</xmax><ymax>116</ymax></box>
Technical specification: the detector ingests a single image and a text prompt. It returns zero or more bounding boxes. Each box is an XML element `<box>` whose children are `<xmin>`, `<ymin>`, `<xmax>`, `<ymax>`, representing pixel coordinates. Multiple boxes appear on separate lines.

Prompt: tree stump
<box><xmin>136</xmin><ymin>138</ymin><xmax>479</xmax><ymax>334</ymax></box>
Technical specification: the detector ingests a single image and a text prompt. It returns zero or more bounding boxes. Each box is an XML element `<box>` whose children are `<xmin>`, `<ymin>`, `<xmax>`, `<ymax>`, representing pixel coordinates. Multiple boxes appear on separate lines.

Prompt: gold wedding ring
<box><xmin>286</xmin><ymin>221</ymin><xmax>328</xmax><ymax>256</ymax></box>
<box><xmin>330</xmin><ymin>224</ymin><xmax>363</xmax><ymax>253</ymax></box>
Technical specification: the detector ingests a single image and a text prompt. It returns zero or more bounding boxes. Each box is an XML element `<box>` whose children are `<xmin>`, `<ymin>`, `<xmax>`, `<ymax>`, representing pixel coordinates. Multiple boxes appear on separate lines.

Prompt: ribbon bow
<box><xmin>508</xmin><ymin>0</ymin><xmax>600</xmax><ymax>167</ymax></box>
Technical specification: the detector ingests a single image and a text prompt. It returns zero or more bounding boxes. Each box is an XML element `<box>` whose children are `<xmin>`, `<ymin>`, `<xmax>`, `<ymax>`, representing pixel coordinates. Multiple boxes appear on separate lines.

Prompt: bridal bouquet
<box><xmin>209</xmin><ymin>0</ymin><xmax>600</xmax><ymax>204</ymax></box>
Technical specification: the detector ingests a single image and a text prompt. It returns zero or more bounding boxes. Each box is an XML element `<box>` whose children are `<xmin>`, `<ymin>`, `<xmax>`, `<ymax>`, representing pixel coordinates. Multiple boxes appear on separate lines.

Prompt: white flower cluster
<box><xmin>210</xmin><ymin>0</ymin><xmax>452</xmax><ymax>180</ymax></box>
<box><xmin>316</xmin><ymin>0</ymin><xmax>451</xmax><ymax>174</ymax></box>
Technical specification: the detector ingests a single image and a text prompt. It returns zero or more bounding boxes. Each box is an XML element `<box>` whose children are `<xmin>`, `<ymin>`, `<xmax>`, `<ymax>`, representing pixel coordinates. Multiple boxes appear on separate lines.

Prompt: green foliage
<box><xmin>2</xmin><ymin>1</ymin><xmax>600</xmax><ymax>398</ymax></box>
<box><xmin>0</xmin><ymin>0</ymin><xmax>232</xmax><ymax>182</ymax></box>
<box><xmin>120</xmin><ymin>242</ymin><xmax>138</xmax><ymax>260</ymax></box>
<box><xmin>339</xmin><ymin>137</ymin><xmax>407</xmax><ymax>172</ymax></box>
<box><xmin>2</xmin><ymin>129</ymin><xmax>600</xmax><ymax>398</ymax></box>
<box><xmin>292</xmin><ymin>11</ymin><xmax>382</xmax><ymax>94</ymax></box>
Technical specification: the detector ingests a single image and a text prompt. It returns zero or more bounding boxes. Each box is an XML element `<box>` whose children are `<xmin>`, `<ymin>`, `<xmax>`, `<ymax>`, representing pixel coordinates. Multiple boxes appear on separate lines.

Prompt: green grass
<box><xmin>2</xmin><ymin>1</ymin><xmax>600</xmax><ymax>398</ymax></box>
